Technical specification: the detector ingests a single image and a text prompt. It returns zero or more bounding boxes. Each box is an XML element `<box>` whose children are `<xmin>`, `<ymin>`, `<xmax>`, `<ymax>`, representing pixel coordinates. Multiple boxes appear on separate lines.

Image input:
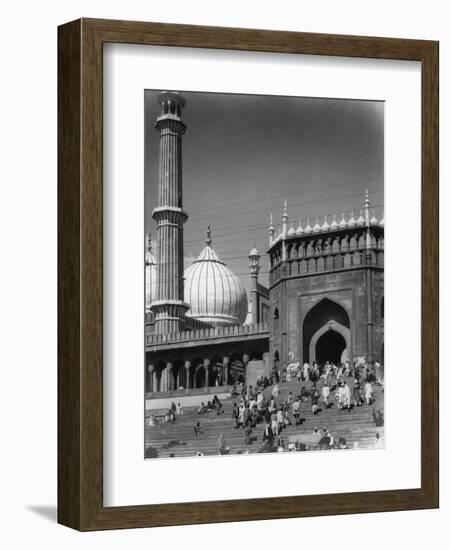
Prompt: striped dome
<box><xmin>184</xmin><ymin>243</ymin><xmax>248</xmax><ymax>326</ymax></box>
<box><xmin>145</xmin><ymin>235</ymin><xmax>157</xmax><ymax>312</ymax></box>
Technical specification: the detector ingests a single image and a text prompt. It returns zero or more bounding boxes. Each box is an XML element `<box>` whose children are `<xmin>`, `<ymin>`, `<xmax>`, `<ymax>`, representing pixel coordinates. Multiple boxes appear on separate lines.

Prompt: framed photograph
<box><xmin>58</xmin><ymin>18</ymin><xmax>439</xmax><ymax>530</ymax></box>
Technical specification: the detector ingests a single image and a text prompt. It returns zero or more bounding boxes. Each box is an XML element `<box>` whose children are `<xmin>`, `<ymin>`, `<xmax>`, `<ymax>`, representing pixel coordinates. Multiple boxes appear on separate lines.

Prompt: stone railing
<box><xmin>146</xmin><ymin>322</ymin><xmax>269</xmax><ymax>346</ymax></box>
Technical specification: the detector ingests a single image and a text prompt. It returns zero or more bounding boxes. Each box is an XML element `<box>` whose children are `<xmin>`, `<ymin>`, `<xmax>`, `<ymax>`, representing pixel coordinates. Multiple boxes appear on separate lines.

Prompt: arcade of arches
<box><xmin>146</xmin><ymin>349</ymin><xmax>266</xmax><ymax>393</ymax></box>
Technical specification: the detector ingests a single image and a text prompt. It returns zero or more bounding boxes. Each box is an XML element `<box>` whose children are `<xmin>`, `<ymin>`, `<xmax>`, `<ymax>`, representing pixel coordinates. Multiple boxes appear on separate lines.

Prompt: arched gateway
<box><xmin>303</xmin><ymin>298</ymin><xmax>351</xmax><ymax>364</ymax></box>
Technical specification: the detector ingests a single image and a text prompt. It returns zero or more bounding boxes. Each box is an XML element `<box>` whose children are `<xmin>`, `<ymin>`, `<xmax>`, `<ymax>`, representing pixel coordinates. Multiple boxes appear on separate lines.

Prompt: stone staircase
<box><xmin>145</xmin><ymin>377</ymin><xmax>384</xmax><ymax>459</ymax></box>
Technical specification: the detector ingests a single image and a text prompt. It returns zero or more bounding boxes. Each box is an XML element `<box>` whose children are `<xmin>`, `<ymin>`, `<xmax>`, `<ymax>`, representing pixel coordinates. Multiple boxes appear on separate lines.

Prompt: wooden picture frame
<box><xmin>58</xmin><ymin>18</ymin><xmax>439</xmax><ymax>531</ymax></box>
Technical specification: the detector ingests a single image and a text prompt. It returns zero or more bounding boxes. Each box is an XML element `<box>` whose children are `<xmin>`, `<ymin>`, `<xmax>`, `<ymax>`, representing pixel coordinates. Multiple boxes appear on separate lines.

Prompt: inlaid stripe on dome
<box><xmin>197</xmin><ymin>257</ymin><xmax>206</xmax><ymax>316</ymax></box>
<box><xmin>188</xmin><ymin>263</ymin><xmax>197</xmax><ymax>314</ymax></box>
<box><xmin>212</xmin><ymin>263</ymin><xmax>223</xmax><ymax>314</ymax></box>
<box><xmin>211</xmin><ymin>255</ymin><xmax>217</xmax><ymax>316</ymax></box>
<box><xmin>205</xmin><ymin>260</ymin><xmax>210</xmax><ymax>315</ymax></box>
<box><xmin>240</xmin><ymin>287</ymin><xmax>248</xmax><ymax>324</ymax></box>
<box><xmin>229</xmin><ymin>267</ymin><xmax>239</xmax><ymax>320</ymax></box>
<box><xmin>224</xmin><ymin>263</ymin><xmax>232</xmax><ymax>320</ymax></box>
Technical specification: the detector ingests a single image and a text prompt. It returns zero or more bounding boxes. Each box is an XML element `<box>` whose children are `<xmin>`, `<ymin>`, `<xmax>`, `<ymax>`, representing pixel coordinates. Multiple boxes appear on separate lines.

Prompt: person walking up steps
<box><xmin>311</xmin><ymin>385</ymin><xmax>320</xmax><ymax>415</ymax></box>
<box><xmin>322</xmin><ymin>382</ymin><xmax>330</xmax><ymax>408</ymax></box>
<box><xmin>364</xmin><ymin>380</ymin><xmax>374</xmax><ymax>405</ymax></box>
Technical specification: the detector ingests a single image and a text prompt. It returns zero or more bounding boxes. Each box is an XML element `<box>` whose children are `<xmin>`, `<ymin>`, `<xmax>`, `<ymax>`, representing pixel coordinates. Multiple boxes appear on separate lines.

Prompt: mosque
<box><xmin>145</xmin><ymin>91</ymin><xmax>384</xmax><ymax>395</ymax></box>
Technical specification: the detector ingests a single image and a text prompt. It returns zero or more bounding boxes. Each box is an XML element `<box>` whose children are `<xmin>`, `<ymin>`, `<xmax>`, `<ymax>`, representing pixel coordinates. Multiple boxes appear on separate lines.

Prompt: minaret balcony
<box><xmin>152</xmin><ymin>206</ymin><xmax>188</xmax><ymax>225</ymax></box>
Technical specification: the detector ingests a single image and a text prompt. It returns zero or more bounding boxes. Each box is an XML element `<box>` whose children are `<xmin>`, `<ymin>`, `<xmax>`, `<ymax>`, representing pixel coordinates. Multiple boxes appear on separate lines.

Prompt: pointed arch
<box><xmin>309</xmin><ymin>321</ymin><xmax>351</xmax><ymax>364</ymax></box>
<box><xmin>302</xmin><ymin>297</ymin><xmax>351</xmax><ymax>364</ymax></box>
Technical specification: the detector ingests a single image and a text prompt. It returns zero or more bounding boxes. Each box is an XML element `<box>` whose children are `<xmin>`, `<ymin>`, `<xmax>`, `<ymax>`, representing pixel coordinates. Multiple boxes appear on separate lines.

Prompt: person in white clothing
<box><xmin>364</xmin><ymin>381</ymin><xmax>373</xmax><ymax>405</ymax></box>
<box><xmin>342</xmin><ymin>382</ymin><xmax>351</xmax><ymax>410</ymax></box>
<box><xmin>321</xmin><ymin>382</ymin><xmax>330</xmax><ymax>408</ymax></box>
<box><xmin>276</xmin><ymin>408</ymin><xmax>284</xmax><ymax>431</ymax></box>
<box><xmin>336</xmin><ymin>383</ymin><xmax>345</xmax><ymax>409</ymax></box>
<box><xmin>303</xmin><ymin>362</ymin><xmax>310</xmax><ymax>382</ymax></box>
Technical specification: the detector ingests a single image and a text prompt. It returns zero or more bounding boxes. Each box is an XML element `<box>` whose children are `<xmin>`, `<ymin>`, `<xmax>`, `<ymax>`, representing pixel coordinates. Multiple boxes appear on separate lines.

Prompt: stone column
<box><xmin>150</xmin><ymin>92</ymin><xmax>189</xmax><ymax>334</ymax></box>
<box><xmin>159</xmin><ymin>367</ymin><xmax>166</xmax><ymax>392</ymax></box>
<box><xmin>243</xmin><ymin>354</ymin><xmax>249</xmax><ymax>385</ymax></box>
<box><xmin>203</xmin><ymin>359</ymin><xmax>210</xmax><ymax>389</ymax></box>
<box><xmin>147</xmin><ymin>364</ymin><xmax>154</xmax><ymax>393</ymax></box>
<box><xmin>185</xmin><ymin>361</ymin><xmax>191</xmax><ymax>389</ymax></box>
<box><xmin>166</xmin><ymin>363</ymin><xmax>173</xmax><ymax>391</ymax></box>
<box><xmin>223</xmin><ymin>356</ymin><xmax>229</xmax><ymax>386</ymax></box>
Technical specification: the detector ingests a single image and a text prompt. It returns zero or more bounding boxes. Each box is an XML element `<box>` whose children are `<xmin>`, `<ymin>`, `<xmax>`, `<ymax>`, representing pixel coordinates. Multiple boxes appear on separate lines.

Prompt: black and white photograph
<box><xmin>0</xmin><ymin>0</ymin><xmax>443</xmax><ymax>542</ymax></box>
<box><xmin>144</xmin><ymin>89</ymin><xmax>385</xmax><ymax>459</ymax></box>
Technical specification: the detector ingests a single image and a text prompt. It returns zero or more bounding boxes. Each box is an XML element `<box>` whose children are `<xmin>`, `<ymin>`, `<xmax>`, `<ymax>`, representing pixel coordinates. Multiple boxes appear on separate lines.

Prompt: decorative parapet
<box><xmin>145</xmin><ymin>321</ymin><xmax>269</xmax><ymax>347</ymax></box>
<box><xmin>267</xmin><ymin>195</ymin><xmax>384</xmax><ymax>285</ymax></box>
<box><xmin>268</xmin><ymin>224</ymin><xmax>384</xmax><ymax>286</ymax></box>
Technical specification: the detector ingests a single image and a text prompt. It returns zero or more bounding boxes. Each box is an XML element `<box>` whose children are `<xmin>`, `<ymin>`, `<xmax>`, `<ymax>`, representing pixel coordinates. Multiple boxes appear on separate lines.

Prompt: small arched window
<box><xmin>273</xmin><ymin>307</ymin><xmax>279</xmax><ymax>332</ymax></box>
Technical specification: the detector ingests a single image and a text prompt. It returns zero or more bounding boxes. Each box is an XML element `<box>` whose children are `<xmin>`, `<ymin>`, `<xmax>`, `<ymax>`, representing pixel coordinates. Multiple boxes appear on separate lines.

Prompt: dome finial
<box><xmin>206</xmin><ymin>220</ymin><xmax>212</xmax><ymax>246</ymax></box>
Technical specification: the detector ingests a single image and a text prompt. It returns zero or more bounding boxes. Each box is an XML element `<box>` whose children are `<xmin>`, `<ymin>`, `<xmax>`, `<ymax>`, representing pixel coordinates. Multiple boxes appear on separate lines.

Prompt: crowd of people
<box><xmin>146</xmin><ymin>358</ymin><xmax>384</xmax><ymax>456</ymax></box>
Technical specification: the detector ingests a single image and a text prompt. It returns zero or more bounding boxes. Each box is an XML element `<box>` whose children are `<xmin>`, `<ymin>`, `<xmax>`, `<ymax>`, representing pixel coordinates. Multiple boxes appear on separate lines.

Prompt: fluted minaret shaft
<box><xmin>248</xmin><ymin>245</ymin><xmax>261</xmax><ymax>324</ymax></box>
<box><xmin>151</xmin><ymin>92</ymin><xmax>189</xmax><ymax>334</ymax></box>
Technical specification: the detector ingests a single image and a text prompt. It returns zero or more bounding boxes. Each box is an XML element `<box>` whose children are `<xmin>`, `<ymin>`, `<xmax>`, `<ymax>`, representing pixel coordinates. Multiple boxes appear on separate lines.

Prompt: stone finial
<box><xmin>370</xmin><ymin>209</ymin><xmax>379</xmax><ymax>225</ymax></box>
<box><xmin>348</xmin><ymin>211</ymin><xmax>356</xmax><ymax>227</ymax></box>
<box><xmin>364</xmin><ymin>190</ymin><xmax>371</xmax><ymax>226</ymax></box>
<box><xmin>339</xmin><ymin>212</ymin><xmax>347</xmax><ymax>229</ymax></box>
<box><xmin>281</xmin><ymin>201</ymin><xmax>289</xmax><ymax>240</ymax></box>
<box><xmin>330</xmin><ymin>213</ymin><xmax>338</xmax><ymax>230</ymax></box>
<box><xmin>206</xmin><ymin>221</ymin><xmax>212</xmax><ymax>246</ymax></box>
<box><xmin>357</xmin><ymin>209</ymin><xmax>365</xmax><ymax>226</ymax></box>
<box><xmin>304</xmin><ymin>217</ymin><xmax>312</xmax><ymax>234</ymax></box>
<box><xmin>268</xmin><ymin>213</ymin><xmax>275</xmax><ymax>245</ymax></box>
<box><xmin>282</xmin><ymin>200</ymin><xmax>288</xmax><ymax>221</ymax></box>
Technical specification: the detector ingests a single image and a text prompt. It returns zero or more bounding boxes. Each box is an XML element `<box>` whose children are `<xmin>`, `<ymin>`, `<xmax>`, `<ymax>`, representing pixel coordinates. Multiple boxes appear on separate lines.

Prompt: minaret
<box><xmin>248</xmin><ymin>244</ymin><xmax>261</xmax><ymax>324</ymax></box>
<box><xmin>151</xmin><ymin>92</ymin><xmax>189</xmax><ymax>334</ymax></box>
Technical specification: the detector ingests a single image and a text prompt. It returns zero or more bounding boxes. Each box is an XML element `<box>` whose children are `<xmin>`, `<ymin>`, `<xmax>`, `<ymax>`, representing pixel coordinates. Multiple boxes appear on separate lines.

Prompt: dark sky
<box><xmin>145</xmin><ymin>90</ymin><xmax>384</xmax><ymax>293</ymax></box>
